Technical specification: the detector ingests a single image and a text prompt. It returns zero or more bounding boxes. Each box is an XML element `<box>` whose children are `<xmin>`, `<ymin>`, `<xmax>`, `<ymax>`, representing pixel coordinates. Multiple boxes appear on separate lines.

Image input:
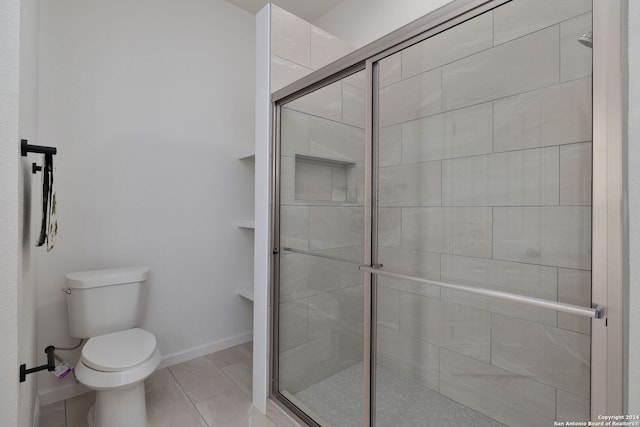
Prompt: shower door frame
<box><xmin>270</xmin><ymin>0</ymin><xmax>626</xmax><ymax>423</ymax></box>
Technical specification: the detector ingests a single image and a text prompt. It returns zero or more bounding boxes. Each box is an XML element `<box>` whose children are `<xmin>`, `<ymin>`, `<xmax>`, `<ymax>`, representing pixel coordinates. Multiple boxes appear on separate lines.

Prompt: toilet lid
<box><xmin>82</xmin><ymin>328</ymin><xmax>157</xmax><ymax>372</ymax></box>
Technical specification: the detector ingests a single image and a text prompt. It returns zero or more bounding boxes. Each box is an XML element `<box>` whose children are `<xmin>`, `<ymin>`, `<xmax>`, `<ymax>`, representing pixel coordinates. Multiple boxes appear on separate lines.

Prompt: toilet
<box><xmin>65</xmin><ymin>266</ymin><xmax>161</xmax><ymax>427</ymax></box>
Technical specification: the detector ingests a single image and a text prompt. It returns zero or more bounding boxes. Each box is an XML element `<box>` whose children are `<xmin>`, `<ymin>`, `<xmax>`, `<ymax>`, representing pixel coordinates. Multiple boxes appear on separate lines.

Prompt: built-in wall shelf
<box><xmin>239</xmin><ymin>152</ymin><xmax>255</xmax><ymax>161</ymax></box>
<box><xmin>238</xmin><ymin>285</ymin><xmax>254</xmax><ymax>301</ymax></box>
<box><xmin>235</xmin><ymin>219</ymin><xmax>255</xmax><ymax>229</ymax></box>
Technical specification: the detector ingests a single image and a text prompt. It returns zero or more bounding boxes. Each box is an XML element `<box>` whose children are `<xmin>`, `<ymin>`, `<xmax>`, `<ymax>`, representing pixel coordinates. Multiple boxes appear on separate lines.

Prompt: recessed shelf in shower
<box><xmin>294</xmin><ymin>154</ymin><xmax>356</xmax><ymax>203</ymax></box>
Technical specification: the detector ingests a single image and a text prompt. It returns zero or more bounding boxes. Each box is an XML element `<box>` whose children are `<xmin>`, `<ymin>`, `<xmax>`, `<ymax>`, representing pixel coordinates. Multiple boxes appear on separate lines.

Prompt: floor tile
<box><xmin>44</xmin><ymin>342</ymin><xmax>258</xmax><ymax>427</ymax></box>
<box><xmin>196</xmin><ymin>388</ymin><xmax>276</xmax><ymax>427</ymax></box>
<box><xmin>39</xmin><ymin>401</ymin><xmax>65</xmax><ymax>427</ymax></box>
<box><xmin>169</xmin><ymin>356</ymin><xmax>238</xmax><ymax>403</ymax></box>
<box><xmin>208</xmin><ymin>344</ymin><xmax>251</xmax><ymax>369</ymax></box>
<box><xmin>147</xmin><ymin>382</ymin><xmax>207</xmax><ymax>427</ymax></box>
<box><xmin>222</xmin><ymin>357</ymin><xmax>253</xmax><ymax>397</ymax></box>
<box><xmin>145</xmin><ymin>367</ymin><xmax>177</xmax><ymax>394</ymax></box>
<box><xmin>65</xmin><ymin>391</ymin><xmax>95</xmax><ymax>427</ymax></box>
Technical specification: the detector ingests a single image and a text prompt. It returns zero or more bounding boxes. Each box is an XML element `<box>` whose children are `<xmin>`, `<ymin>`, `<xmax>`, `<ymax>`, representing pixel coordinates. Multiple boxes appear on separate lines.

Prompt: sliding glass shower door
<box><xmin>274</xmin><ymin>70</ymin><xmax>367</xmax><ymax>427</ymax></box>
<box><xmin>274</xmin><ymin>0</ymin><xmax>601</xmax><ymax>426</ymax></box>
<box><xmin>373</xmin><ymin>2</ymin><xmax>593</xmax><ymax>425</ymax></box>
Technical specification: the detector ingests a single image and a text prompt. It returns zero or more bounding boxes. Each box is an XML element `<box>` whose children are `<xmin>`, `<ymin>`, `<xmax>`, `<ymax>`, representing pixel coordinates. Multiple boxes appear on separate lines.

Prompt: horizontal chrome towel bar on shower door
<box><xmin>359</xmin><ymin>265</ymin><xmax>605</xmax><ymax>319</ymax></box>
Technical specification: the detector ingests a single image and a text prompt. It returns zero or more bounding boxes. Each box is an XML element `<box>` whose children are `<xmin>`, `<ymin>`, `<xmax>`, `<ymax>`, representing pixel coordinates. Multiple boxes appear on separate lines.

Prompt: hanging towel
<box><xmin>36</xmin><ymin>153</ymin><xmax>57</xmax><ymax>251</ymax></box>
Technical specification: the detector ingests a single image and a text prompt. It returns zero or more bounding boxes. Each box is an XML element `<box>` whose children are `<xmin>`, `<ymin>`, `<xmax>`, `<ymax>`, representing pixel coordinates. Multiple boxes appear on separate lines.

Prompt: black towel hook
<box><xmin>21</xmin><ymin>139</ymin><xmax>57</xmax><ymax>157</ymax></box>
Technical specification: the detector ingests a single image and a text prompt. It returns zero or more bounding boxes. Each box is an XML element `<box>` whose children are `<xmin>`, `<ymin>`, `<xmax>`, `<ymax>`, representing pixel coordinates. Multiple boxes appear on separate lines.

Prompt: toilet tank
<box><xmin>66</xmin><ymin>266</ymin><xmax>149</xmax><ymax>338</ymax></box>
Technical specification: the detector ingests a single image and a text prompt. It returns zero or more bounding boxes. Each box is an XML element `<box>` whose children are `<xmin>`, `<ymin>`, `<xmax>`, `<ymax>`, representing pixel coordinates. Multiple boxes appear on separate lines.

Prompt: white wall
<box><xmin>1</xmin><ymin>0</ymin><xmax>40</xmax><ymax>424</ymax></box>
<box><xmin>627</xmin><ymin>0</ymin><xmax>640</xmax><ymax>414</ymax></box>
<box><xmin>36</xmin><ymin>0</ymin><xmax>256</xmax><ymax>402</ymax></box>
<box><xmin>314</xmin><ymin>0</ymin><xmax>452</xmax><ymax>47</ymax></box>
<box><xmin>19</xmin><ymin>0</ymin><xmax>40</xmax><ymax>423</ymax></box>
<box><xmin>0</xmin><ymin>0</ymin><xmax>21</xmax><ymax>424</ymax></box>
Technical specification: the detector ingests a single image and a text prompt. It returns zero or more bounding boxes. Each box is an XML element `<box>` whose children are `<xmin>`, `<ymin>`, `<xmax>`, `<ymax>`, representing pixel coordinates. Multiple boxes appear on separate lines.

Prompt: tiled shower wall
<box><xmin>270</xmin><ymin>6</ymin><xmax>367</xmax><ymax>395</ymax></box>
<box><xmin>375</xmin><ymin>1</ymin><xmax>593</xmax><ymax>426</ymax></box>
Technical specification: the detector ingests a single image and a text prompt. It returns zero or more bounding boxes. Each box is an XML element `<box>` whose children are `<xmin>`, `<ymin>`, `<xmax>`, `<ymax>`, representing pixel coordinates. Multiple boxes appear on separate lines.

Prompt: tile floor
<box><xmin>39</xmin><ymin>342</ymin><xmax>299</xmax><ymax>427</ymax></box>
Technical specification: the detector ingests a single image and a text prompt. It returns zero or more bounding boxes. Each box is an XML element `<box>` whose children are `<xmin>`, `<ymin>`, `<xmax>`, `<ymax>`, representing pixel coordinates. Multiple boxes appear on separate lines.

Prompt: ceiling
<box><xmin>225</xmin><ymin>0</ymin><xmax>345</xmax><ymax>22</ymax></box>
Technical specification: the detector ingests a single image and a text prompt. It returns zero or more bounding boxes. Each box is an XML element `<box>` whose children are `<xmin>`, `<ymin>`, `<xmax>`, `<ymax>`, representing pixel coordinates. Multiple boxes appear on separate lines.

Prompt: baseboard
<box><xmin>37</xmin><ymin>330</ymin><xmax>253</xmax><ymax>406</ymax></box>
<box><xmin>33</xmin><ymin>395</ymin><xmax>40</xmax><ymax>427</ymax></box>
<box><xmin>157</xmin><ymin>330</ymin><xmax>253</xmax><ymax>369</ymax></box>
<box><xmin>38</xmin><ymin>381</ymin><xmax>90</xmax><ymax>407</ymax></box>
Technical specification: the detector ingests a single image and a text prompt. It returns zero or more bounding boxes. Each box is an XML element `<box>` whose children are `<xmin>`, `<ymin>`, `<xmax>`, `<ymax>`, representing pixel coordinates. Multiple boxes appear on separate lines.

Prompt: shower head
<box><xmin>578</xmin><ymin>31</ymin><xmax>593</xmax><ymax>48</ymax></box>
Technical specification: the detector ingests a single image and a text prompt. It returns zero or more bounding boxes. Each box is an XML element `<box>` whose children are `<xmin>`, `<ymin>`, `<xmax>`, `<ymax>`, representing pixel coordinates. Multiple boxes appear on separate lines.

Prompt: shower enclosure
<box><xmin>270</xmin><ymin>0</ymin><xmax>622</xmax><ymax>425</ymax></box>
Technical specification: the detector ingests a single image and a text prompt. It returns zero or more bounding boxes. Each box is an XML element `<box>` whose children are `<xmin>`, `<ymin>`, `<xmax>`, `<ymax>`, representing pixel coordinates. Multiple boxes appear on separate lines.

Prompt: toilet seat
<box><xmin>75</xmin><ymin>328</ymin><xmax>161</xmax><ymax>391</ymax></box>
<box><xmin>82</xmin><ymin>328</ymin><xmax>156</xmax><ymax>372</ymax></box>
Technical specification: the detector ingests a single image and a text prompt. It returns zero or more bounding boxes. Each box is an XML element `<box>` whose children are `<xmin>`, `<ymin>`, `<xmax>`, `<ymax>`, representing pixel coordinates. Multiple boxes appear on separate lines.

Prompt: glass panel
<box><xmin>375</xmin><ymin>1</ymin><xmax>593</xmax><ymax>426</ymax></box>
<box><xmin>277</xmin><ymin>69</ymin><xmax>366</xmax><ymax>427</ymax></box>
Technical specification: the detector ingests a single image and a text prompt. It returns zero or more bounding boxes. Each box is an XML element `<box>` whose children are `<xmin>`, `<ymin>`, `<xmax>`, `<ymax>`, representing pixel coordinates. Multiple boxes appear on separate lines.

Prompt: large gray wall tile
<box><xmin>377</xmin><ymin>284</ymin><xmax>400</xmax><ymax>330</ymax></box>
<box><xmin>493</xmin><ymin>0</ymin><xmax>591</xmax><ymax>45</ymax></box>
<box><xmin>556</xmin><ymin>390</ymin><xmax>590</xmax><ymax>422</ymax></box>
<box><xmin>402</xmin><ymin>12</ymin><xmax>493</xmax><ymax>79</ymax></box>
<box><xmin>281</xmin><ymin>108</ymin><xmax>365</xmax><ymax>163</ymax></box>
<box><xmin>271</xmin><ymin>6</ymin><xmax>310</xmax><ymax>67</ymax></box>
<box><xmin>377</xmin><ymin>207</ymin><xmax>402</xmax><ymax>248</ymax></box>
<box><xmin>440</xmin><ymin>349</ymin><xmax>556</xmax><ymax>427</ymax></box>
<box><xmin>378</xmin><ymin>161</ymin><xmax>442</xmax><ymax>207</ymax></box>
<box><xmin>378</xmin><ymin>52</ymin><xmax>401</xmax><ymax>88</ymax></box>
<box><xmin>378</xmin><ymin>124</ymin><xmax>402</xmax><ymax>167</ymax></box>
<box><xmin>280</xmin><ymin>206</ymin><xmax>309</xmax><ymax>250</ymax></box>
<box><xmin>493</xmin><ymin>206</ymin><xmax>591</xmax><ymax>269</ymax></box>
<box><xmin>279</xmin><ymin>300</ymin><xmax>308</xmax><ymax>351</ymax></box>
<box><xmin>309</xmin><ymin>118</ymin><xmax>364</xmax><ymax>164</ymax></box>
<box><xmin>402</xmin><ymin>102</ymin><xmax>493</xmax><ymax>164</ymax></box>
<box><xmin>310</xmin><ymin>26</ymin><xmax>354</xmax><ymax>70</ymax></box>
<box><xmin>442</xmin><ymin>146</ymin><xmax>560</xmax><ymax>206</ymax></box>
<box><xmin>560</xmin><ymin>12</ymin><xmax>592</xmax><ymax>82</ymax></box>
<box><xmin>400</xmin><ymin>293</ymin><xmax>491</xmax><ymax>362</ymax></box>
<box><xmin>557</xmin><ymin>268</ymin><xmax>591</xmax><ymax>334</ymax></box>
<box><xmin>280</xmin><ymin>157</ymin><xmax>295</xmax><ymax>205</ymax></box>
<box><xmin>286</xmin><ymin>80</ymin><xmax>342</xmax><ymax>122</ymax></box>
<box><xmin>279</xmin><ymin>253</ymin><xmax>341</xmax><ymax>303</ymax></box>
<box><xmin>377</xmin><ymin>246</ymin><xmax>441</xmax><ymax>299</ymax></box>
<box><xmin>402</xmin><ymin>207</ymin><xmax>493</xmax><ymax>258</ymax></box>
<box><xmin>441</xmin><ymin>255</ymin><xmax>558</xmax><ymax>325</ymax></box>
<box><xmin>560</xmin><ymin>142</ymin><xmax>592</xmax><ymax>206</ymax></box>
<box><xmin>376</xmin><ymin>326</ymin><xmax>439</xmax><ymax>390</ymax></box>
<box><xmin>443</xmin><ymin>27</ymin><xmax>559</xmax><ymax>111</ymax></box>
<box><xmin>492</xmin><ymin>314</ymin><xmax>590</xmax><ymax>398</ymax></box>
<box><xmin>494</xmin><ymin>78</ymin><xmax>592</xmax><ymax>152</ymax></box>
<box><xmin>342</xmin><ymin>81</ymin><xmax>365</xmax><ymax>128</ymax></box>
<box><xmin>279</xmin><ymin>329</ymin><xmax>363</xmax><ymax>393</ymax></box>
<box><xmin>271</xmin><ymin>56</ymin><xmax>312</xmax><ymax>93</ymax></box>
<box><xmin>281</xmin><ymin>108</ymin><xmax>310</xmax><ymax>158</ymax></box>
<box><xmin>379</xmin><ymin>68</ymin><xmax>442</xmax><ymax>126</ymax></box>
<box><xmin>307</xmin><ymin>285</ymin><xmax>364</xmax><ymax>340</ymax></box>
<box><xmin>309</xmin><ymin>206</ymin><xmax>364</xmax><ymax>250</ymax></box>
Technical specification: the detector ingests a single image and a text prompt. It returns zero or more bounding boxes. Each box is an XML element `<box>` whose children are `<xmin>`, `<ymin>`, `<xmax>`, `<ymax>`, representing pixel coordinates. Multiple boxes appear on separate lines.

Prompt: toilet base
<box><xmin>87</xmin><ymin>382</ymin><xmax>149</xmax><ymax>427</ymax></box>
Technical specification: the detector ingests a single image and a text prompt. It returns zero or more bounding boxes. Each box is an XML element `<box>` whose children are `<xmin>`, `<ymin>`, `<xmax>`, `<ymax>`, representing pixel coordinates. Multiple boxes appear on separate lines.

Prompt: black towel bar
<box><xmin>21</xmin><ymin>139</ymin><xmax>57</xmax><ymax>157</ymax></box>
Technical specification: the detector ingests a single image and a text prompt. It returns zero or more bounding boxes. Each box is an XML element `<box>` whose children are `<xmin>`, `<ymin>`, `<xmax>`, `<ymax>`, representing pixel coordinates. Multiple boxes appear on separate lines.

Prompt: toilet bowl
<box><xmin>75</xmin><ymin>328</ymin><xmax>161</xmax><ymax>427</ymax></box>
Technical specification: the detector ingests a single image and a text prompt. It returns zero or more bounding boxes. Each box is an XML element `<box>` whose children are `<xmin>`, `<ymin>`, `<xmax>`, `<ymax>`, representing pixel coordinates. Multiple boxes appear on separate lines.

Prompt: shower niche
<box><xmin>294</xmin><ymin>154</ymin><xmax>357</xmax><ymax>204</ymax></box>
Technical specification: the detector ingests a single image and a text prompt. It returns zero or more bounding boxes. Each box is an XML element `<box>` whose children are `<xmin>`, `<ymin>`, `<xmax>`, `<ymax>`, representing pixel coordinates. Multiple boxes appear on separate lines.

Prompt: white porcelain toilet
<box><xmin>65</xmin><ymin>266</ymin><xmax>161</xmax><ymax>427</ymax></box>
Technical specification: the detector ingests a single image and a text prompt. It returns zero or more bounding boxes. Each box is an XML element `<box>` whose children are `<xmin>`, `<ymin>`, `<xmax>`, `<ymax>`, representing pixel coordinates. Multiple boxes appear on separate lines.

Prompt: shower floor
<box><xmin>291</xmin><ymin>362</ymin><xmax>505</xmax><ymax>427</ymax></box>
